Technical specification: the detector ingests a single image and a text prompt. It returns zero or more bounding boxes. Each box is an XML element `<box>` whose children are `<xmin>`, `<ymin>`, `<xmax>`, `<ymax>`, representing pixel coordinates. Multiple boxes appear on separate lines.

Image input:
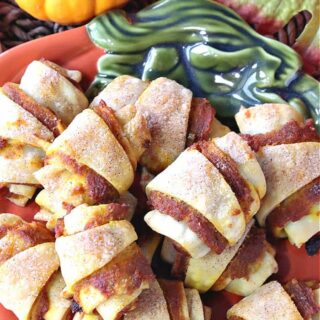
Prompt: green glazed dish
<box><xmin>87</xmin><ymin>0</ymin><xmax>320</xmax><ymax>129</ymax></box>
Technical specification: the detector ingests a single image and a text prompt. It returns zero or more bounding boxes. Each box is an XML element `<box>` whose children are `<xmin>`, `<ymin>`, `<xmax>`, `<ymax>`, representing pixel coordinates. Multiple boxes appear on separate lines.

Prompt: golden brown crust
<box><xmin>241</xmin><ymin>119</ymin><xmax>320</xmax><ymax>152</ymax></box>
<box><xmin>55</xmin><ymin>203</ymin><xmax>129</xmax><ymax>237</ymax></box>
<box><xmin>55</xmin><ymin>220</ymin><xmax>138</xmax><ymax>293</ymax></box>
<box><xmin>73</xmin><ymin>243</ymin><xmax>154</xmax><ymax>302</ymax></box>
<box><xmin>192</xmin><ymin>141</ymin><xmax>253</xmax><ymax>220</ymax></box>
<box><xmin>0</xmin><ymin>220</ymin><xmax>54</xmax><ymax>264</ymax></box>
<box><xmin>0</xmin><ymin>241</ymin><xmax>60</xmax><ymax>320</ymax></box>
<box><xmin>149</xmin><ymin>191</ymin><xmax>228</xmax><ymax>254</ymax></box>
<box><xmin>93</xmin><ymin>101</ymin><xmax>137</xmax><ymax>169</ymax></box>
<box><xmin>0</xmin><ymin>140</ymin><xmax>45</xmax><ymax>185</ymax></box>
<box><xmin>49</xmin><ymin>152</ymin><xmax>119</xmax><ymax>204</ymax></box>
<box><xmin>137</xmin><ymin>77</ymin><xmax>192</xmax><ymax>173</ymax></box>
<box><xmin>83</xmin><ymin>203</ymin><xmax>129</xmax><ymax>230</ymax></box>
<box><xmin>3</xmin><ymin>83</ymin><xmax>64</xmax><ymax>137</ymax></box>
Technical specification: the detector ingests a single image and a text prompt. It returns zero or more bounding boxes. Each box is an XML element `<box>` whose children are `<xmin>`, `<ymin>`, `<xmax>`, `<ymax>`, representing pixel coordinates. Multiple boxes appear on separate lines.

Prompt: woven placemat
<box><xmin>0</xmin><ymin>0</ymin><xmax>156</xmax><ymax>52</ymax></box>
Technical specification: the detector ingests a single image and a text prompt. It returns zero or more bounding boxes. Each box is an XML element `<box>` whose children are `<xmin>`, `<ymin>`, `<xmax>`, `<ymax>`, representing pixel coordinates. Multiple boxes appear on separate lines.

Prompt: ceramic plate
<box><xmin>0</xmin><ymin>24</ymin><xmax>318</xmax><ymax>320</ymax></box>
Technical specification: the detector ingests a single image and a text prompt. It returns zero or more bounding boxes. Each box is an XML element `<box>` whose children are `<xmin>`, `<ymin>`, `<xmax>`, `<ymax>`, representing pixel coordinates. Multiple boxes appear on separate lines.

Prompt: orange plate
<box><xmin>0</xmin><ymin>26</ymin><xmax>318</xmax><ymax>320</ymax></box>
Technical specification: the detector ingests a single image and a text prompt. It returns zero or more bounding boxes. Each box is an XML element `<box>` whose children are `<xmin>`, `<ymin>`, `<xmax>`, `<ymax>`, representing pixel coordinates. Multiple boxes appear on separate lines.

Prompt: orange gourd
<box><xmin>16</xmin><ymin>0</ymin><xmax>129</xmax><ymax>25</ymax></box>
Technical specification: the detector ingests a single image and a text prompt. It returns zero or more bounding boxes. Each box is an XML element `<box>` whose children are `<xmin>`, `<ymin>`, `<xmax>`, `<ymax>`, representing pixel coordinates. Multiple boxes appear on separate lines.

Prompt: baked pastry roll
<box><xmin>20</xmin><ymin>60</ymin><xmax>89</xmax><ymax>125</ymax></box>
<box><xmin>124</xmin><ymin>279</ymin><xmax>211</xmax><ymax>320</ymax></box>
<box><xmin>54</xmin><ymin>205</ymin><xmax>154</xmax><ymax>320</ymax></box>
<box><xmin>91</xmin><ymin>75</ymin><xmax>149</xmax><ymax>112</ymax></box>
<box><xmin>35</xmin><ymin>104</ymin><xmax>140</xmax><ymax>229</ymax></box>
<box><xmin>0</xmin><ymin>213</ymin><xmax>69</xmax><ymax>320</ymax></box>
<box><xmin>0</xmin><ymin>81</ymin><xmax>65</xmax><ymax>206</ymax></box>
<box><xmin>123</xmin><ymin>280</ymin><xmax>171</xmax><ymax>320</ymax></box>
<box><xmin>135</xmin><ymin>77</ymin><xmax>192</xmax><ymax>172</ymax></box>
<box><xmin>235</xmin><ymin>104</ymin><xmax>304</xmax><ymax>134</ymax></box>
<box><xmin>92</xmin><ymin>76</ymin><xmax>192</xmax><ymax>173</ymax></box>
<box><xmin>162</xmin><ymin>220</ymin><xmax>277</xmax><ymax>296</ymax></box>
<box><xmin>71</xmin><ymin>279</ymin><xmax>211</xmax><ymax>320</ymax></box>
<box><xmin>90</xmin><ymin>76</ymin><xmax>151</xmax><ymax>162</ymax></box>
<box><xmin>92</xmin><ymin>76</ymin><xmax>226</xmax><ymax>173</ymax></box>
<box><xmin>227</xmin><ymin>280</ymin><xmax>320</xmax><ymax>320</ymax></box>
<box><xmin>236</xmin><ymin>104</ymin><xmax>320</xmax><ymax>247</ymax></box>
<box><xmin>43</xmin><ymin>271</ymin><xmax>72</xmax><ymax>320</ymax></box>
<box><xmin>144</xmin><ymin>132</ymin><xmax>266</xmax><ymax>258</ymax></box>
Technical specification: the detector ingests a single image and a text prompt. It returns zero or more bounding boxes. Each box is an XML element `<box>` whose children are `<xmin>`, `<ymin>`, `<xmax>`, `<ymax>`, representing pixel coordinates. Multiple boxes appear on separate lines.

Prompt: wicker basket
<box><xmin>0</xmin><ymin>0</ymin><xmax>156</xmax><ymax>52</ymax></box>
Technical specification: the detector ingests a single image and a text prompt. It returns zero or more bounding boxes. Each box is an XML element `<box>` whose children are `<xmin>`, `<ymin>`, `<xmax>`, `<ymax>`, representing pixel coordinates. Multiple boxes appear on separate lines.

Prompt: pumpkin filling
<box><xmin>149</xmin><ymin>190</ymin><xmax>228</xmax><ymax>254</ymax></box>
<box><xmin>192</xmin><ymin>140</ymin><xmax>253</xmax><ymax>220</ymax></box>
<box><xmin>241</xmin><ymin>119</ymin><xmax>319</xmax><ymax>152</ymax></box>
<box><xmin>3</xmin><ymin>83</ymin><xmax>64</xmax><ymax>137</ymax></box>
<box><xmin>92</xmin><ymin>102</ymin><xmax>137</xmax><ymax>170</ymax></box>
<box><xmin>267</xmin><ymin>176</ymin><xmax>320</xmax><ymax>230</ymax></box>
<box><xmin>73</xmin><ymin>243</ymin><xmax>154</xmax><ymax>314</ymax></box>
<box><xmin>48</xmin><ymin>152</ymin><xmax>119</xmax><ymax>204</ymax></box>
<box><xmin>187</xmin><ymin>98</ymin><xmax>215</xmax><ymax>146</ymax></box>
<box><xmin>212</xmin><ymin>227</ymin><xmax>273</xmax><ymax>291</ymax></box>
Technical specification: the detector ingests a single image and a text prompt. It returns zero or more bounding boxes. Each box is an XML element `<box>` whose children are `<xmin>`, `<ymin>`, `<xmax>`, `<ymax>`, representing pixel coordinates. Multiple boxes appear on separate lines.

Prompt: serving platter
<box><xmin>0</xmin><ymin>12</ymin><xmax>319</xmax><ymax>320</ymax></box>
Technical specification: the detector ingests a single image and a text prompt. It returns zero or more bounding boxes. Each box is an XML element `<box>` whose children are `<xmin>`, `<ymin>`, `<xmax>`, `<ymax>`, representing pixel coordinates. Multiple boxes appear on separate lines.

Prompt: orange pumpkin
<box><xmin>16</xmin><ymin>0</ymin><xmax>129</xmax><ymax>25</ymax></box>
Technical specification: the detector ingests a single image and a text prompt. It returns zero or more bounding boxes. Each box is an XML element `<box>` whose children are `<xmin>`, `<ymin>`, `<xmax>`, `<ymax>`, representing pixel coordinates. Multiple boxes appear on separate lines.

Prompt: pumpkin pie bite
<box><xmin>144</xmin><ymin>132</ymin><xmax>266</xmax><ymax>258</ymax></box>
<box><xmin>34</xmin><ymin>104</ymin><xmax>141</xmax><ymax>229</ymax></box>
<box><xmin>227</xmin><ymin>280</ymin><xmax>319</xmax><ymax>320</ymax></box>
<box><xmin>236</xmin><ymin>103</ymin><xmax>320</xmax><ymax>247</ymax></box>
<box><xmin>0</xmin><ymin>213</ymin><xmax>71</xmax><ymax>320</ymax></box>
<box><xmin>0</xmin><ymin>78</ymin><xmax>64</xmax><ymax>206</ymax></box>
<box><xmin>20</xmin><ymin>60</ymin><xmax>88</xmax><ymax>125</ymax></box>
<box><xmin>161</xmin><ymin>219</ymin><xmax>277</xmax><ymax>296</ymax></box>
<box><xmin>91</xmin><ymin>75</ymin><xmax>229</xmax><ymax>174</ymax></box>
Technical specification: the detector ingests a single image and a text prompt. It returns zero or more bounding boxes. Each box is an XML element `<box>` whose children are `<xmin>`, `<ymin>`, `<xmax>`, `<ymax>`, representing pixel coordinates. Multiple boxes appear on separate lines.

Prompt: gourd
<box><xmin>16</xmin><ymin>0</ymin><xmax>128</xmax><ymax>25</ymax></box>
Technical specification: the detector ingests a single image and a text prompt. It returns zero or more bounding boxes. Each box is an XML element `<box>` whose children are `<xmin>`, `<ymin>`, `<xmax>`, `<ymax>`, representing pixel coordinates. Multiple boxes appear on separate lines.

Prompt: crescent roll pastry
<box><xmin>0</xmin><ymin>80</ymin><xmax>65</xmax><ymax>206</ymax></box>
<box><xmin>227</xmin><ymin>280</ymin><xmax>320</xmax><ymax>320</ymax></box>
<box><xmin>91</xmin><ymin>75</ymin><xmax>149</xmax><ymax>112</ymax></box>
<box><xmin>54</xmin><ymin>205</ymin><xmax>154</xmax><ymax>320</ymax></box>
<box><xmin>235</xmin><ymin>104</ymin><xmax>305</xmax><ymax>134</ymax></box>
<box><xmin>92</xmin><ymin>76</ymin><xmax>228</xmax><ymax>174</ymax></box>
<box><xmin>20</xmin><ymin>60</ymin><xmax>89</xmax><ymax>125</ymax></box>
<box><xmin>123</xmin><ymin>279</ymin><xmax>212</xmax><ymax>320</ymax></box>
<box><xmin>135</xmin><ymin>77</ymin><xmax>192</xmax><ymax>172</ymax></box>
<box><xmin>0</xmin><ymin>213</ymin><xmax>68</xmax><ymax>320</ymax></box>
<box><xmin>236</xmin><ymin>104</ymin><xmax>320</xmax><ymax>247</ymax></box>
<box><xmin>144</xmin><ymin>132</ymin><xmax>266</xmax><ymax>258</ymax></box>
<box><xmin>43</xmin><ymin>271</ymin><xmax>72</xmax><ymax>320</ymax></box>
<box><xmin>34</xmin><ymin>103</ymin><xmax>141</xmax><ymax>229</ymax></box>
<box><xmin>162</xmin><ymin>220</ymin><xmax>277</xmax><ymax>296</ymax></box>
<box><xmin>123</xmin><ymin>280</ymin><xmax>171</xmax><ymax>320</ymax></box>
<box><xmin>90</xmin><ymin>76</ymin><xmax>151</xmax><ymax>163</ymax></box>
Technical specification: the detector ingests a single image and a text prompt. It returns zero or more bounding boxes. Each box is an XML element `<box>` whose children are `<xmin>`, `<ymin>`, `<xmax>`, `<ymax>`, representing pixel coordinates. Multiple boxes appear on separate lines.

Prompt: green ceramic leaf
<box><xmin>87</xmin><ymin>0</ymin><xmax>320</xmax><ymax>129</ymax></box>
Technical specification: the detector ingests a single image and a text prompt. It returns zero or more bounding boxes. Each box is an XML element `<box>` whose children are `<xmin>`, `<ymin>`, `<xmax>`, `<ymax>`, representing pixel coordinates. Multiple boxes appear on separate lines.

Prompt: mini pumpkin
<box><xmin>15</xmin><ymin>0</ymin><xmax>129</xmax><ymax>25</ymax></box>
